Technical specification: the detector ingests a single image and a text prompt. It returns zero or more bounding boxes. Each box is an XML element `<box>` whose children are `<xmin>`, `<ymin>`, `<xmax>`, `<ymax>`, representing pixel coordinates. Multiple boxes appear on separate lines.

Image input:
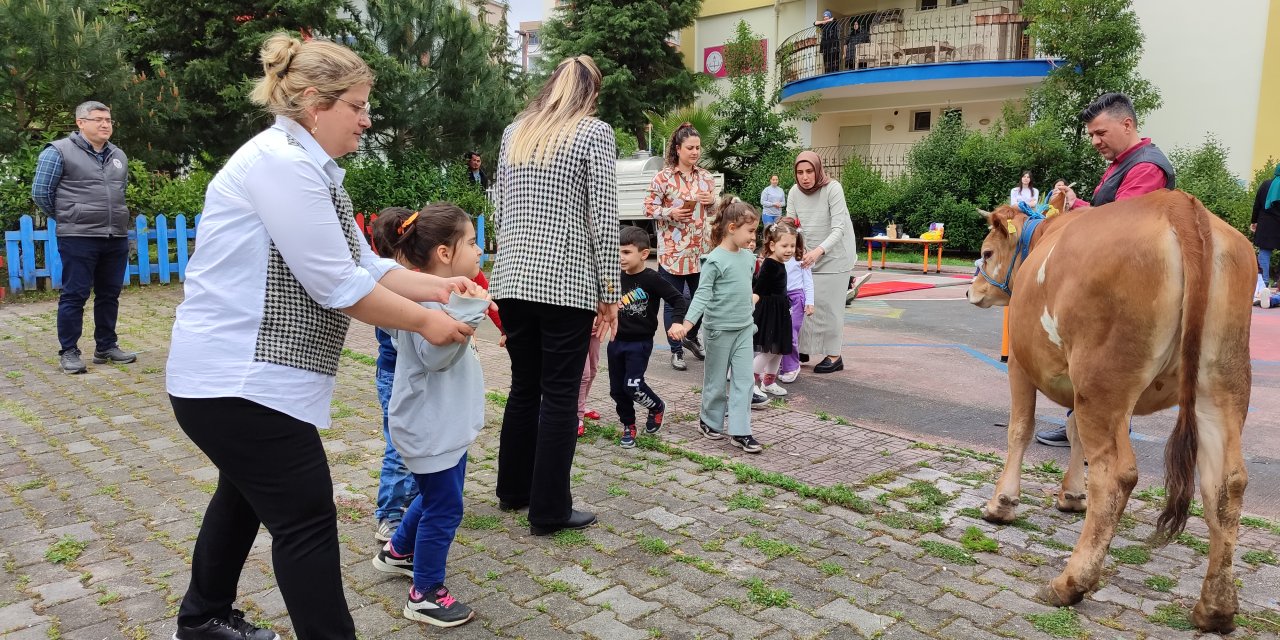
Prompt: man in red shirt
<box><xmin>1035</xmin><ymin>92</ymin><xmax>1176</xmax><ymax>447</ymax></box>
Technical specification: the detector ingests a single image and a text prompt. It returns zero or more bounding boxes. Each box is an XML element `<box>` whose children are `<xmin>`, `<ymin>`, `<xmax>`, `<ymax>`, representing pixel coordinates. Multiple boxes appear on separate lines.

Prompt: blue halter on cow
<box><xmin>967</xmin><ymin>189</ymin><xmax>1255</xmax><ymax>634</ymax></box>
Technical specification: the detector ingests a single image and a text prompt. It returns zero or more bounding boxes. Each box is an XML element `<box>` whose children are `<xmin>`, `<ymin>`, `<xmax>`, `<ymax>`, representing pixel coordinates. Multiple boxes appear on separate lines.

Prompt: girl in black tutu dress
<box><xmin>753</xmin><ymin>221</ymin><xmax>798</xmax><ymax>396</ymax></box>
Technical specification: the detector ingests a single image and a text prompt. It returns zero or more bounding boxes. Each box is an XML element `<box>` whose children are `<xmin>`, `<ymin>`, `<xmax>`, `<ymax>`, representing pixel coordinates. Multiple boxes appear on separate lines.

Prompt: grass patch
<box><xmin>744</xmin><ymin>577</ymin><xmax>792</xmax><ymax>608</ymax></box>
<box><xmin>919</xmin><ymin>540</ymin><xmax>976</xmax><ymax>565</ymax></box>
<box><xmin>673</xmin><ymin>553</ymin><xmax>721</xmax><ymax>574</ymax></box>
<box><xmin>1008</xmin><ymin>516</ymin><xmax>1043</xmax><ymax>532</ymax></box>
<box><xmin>45</xmin><ymin>536</ymin><xmax>88</xmax><ymax>565</ymax></box>
<box><xmin>726</xmin><ymin>491</ymin><xmax>764</xmax><ymax>511</ymax></box>
<box><xmin>484</xmin><ymin>390</ymin><xmax>508</xmax><ymax>408</ymax></box>
<box><xmin>802</xmin><ymin>502</ymin><xmax>823</xmax><ymax>514</ymax></box>
<box><xmin>1132</xmin><ymin>485</ymin><xmax>1167</xmax><ymax>505</ymax></box>
<box><xmin>607</xmin><ymin>484</ymin><xmax>629</xmax><ymax>497</ymax></box>
<box><xmin>534</xmin><ymin>577</ymin><xmax>578</xmax><ymax>594</ymax></box>
<box><xmin>1239</xmin><ymin>515</ymin><xmax>1280</xmax><ymax>535</ymax></box>
<box><xmin>960</xmin><ymin>526</ymin><xmax>999</xmax><ymax>553</ymax></box>
<box><xmin>1234</xmin><ymin>609</ymin><xmax>1280</xmax><ymax>634</ymax></box>
<box><xmin>819</xmin><ymin>561</ymin><xmax>844</xmax><ymax>576</ymax></box>
<box><xmin>638</xmin><ymin>536</ymin><xmax>671</xmax><ymax>555</ymax></box>
<box><xmin>877</xmin><ymin>511</ymin><xmax>945</xmax><ymax>533</ymax></box>
<box><xmin>552</xmin><ymin>529</ymin><xmax>588</xmax><ymax>547</ymax></box>
<box><xmin>1175</xmin><ymin>532</ymin><xmax>1209</xmax><ymax>555</ymax></box>
<box><xmin>1108</xmin><ymin>545</ymin><xmax>1150</xmax><ymax>565</ymax></box>
<box><xmin>862</xmin><ymin>470</ymin><xmax>900</xmax><ymax>485</ymax></box>
<box><xmin>340</xmin><ymin>348</ymin><xmax>377</xmax><ymax>366</ymax></box>
<box><xmin>701</xmin><ymin>539</ymin><xmax>725</xmax><ymax>553</ymax></box>
<box><xmin>1025</xmin><ymin>608</ymin><xmax>1086</xmax><ymax>638</ymax></box>
<box><xmin>1030</xmin><ymin>459</ymin><xmax>1064</xmax><ymax>478</ymax></box>
<box><xmin>741</xmin><ymin>533</ymin><xmax>800</xmax><ymax>559</ymax></box>
<box><xmin>887</xmin><ymin>481</ymin><xmax>952</xmax><ymax>513</ymax></box>
<box><xmin>1030</xmin><ymin>535</ymin><xmax>1074</xmax><ymax>552</ymax></box>
<box><xmin>460</xmin><ymin>514</ymin><xmax>502</xmax><ymax>531</ymax></box>
<box><xmin>957</xmin><ymin>507</ymin><xmax>985</xmax><ymax>520</ymax></box>
<box><xmin>15</xmin><ymin>479</ymin><xmax>47</xmax><ymax>492</ymax></box>
<box><xmin>816</xmin><ymin>411</ymin><xmax>830</xmax><ymax>421</ymax></box>
<box><xmin>1241</xmin><ymin>550</ymin><xmax>1277</xmax><ymax>566</ymax></box>
<box><xmin>1148</xmin><ymin>603</ymin><xmax>1195</xmax><ymax>631</ymax></box>
<box><xmin>1144</xmin><ymin>575</ymin><xmax>1176</xmax><ymax>592</ymax></box>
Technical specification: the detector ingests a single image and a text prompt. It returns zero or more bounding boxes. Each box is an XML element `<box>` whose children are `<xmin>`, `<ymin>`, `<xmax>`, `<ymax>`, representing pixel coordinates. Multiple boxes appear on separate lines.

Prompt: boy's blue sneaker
<box><xmin>620</xmin><ymin>425</ymin><xmax>636</xmax><ymax>449</ymax></box>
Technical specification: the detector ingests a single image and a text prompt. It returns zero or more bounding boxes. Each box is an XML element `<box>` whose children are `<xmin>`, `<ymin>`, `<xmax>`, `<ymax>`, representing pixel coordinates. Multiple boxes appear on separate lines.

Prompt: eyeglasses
<box><xmin>334</xmin><ymin>96</ymin><xmax>372</xmax><ymax>117</ymax></box>
<box><xmin>79</xmin><ymin>117</ymin><xmax>113</xmax><ymax>125</ymax></box>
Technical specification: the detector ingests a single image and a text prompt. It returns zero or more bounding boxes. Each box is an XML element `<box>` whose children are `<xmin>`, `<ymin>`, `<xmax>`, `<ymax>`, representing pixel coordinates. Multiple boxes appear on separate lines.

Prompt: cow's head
<box><xmin>967</xmin><ymin>205</ymin><xmax>1023</xmax><ymax>308</ymax></box>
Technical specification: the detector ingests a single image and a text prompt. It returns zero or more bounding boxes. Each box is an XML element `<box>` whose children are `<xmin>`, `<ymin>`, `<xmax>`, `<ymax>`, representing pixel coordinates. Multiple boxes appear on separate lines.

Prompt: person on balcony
<box><xmin>844</xmin><ymin>19</ymin><xmax>871</xmax><ymax>70</ymax></box>
<box><xmin>31</xmin><ymin>100</ymin><xmax>137</xmax><ymax>375</ymax></box>
<box><xmin>815</xmin><ymin>10</ymin><xmax>841</xmax><ymax>74</ymax></box>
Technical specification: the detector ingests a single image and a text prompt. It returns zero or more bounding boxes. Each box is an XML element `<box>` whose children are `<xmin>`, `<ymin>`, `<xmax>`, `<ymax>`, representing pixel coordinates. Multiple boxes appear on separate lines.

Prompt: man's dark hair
<box><xmin>1079</xmin><ymin>93</ymin><xmax>1136</xmax><ymax>125</ymax></box>
<box><xmin>465</xmin><ymin>150</ymin><xmax>481</xmax><ymax>162</ymax></box>
<box><xmin>619</xmin><ymin>225</ymin><xmax>650</xmax><ymax>251</ymax></box>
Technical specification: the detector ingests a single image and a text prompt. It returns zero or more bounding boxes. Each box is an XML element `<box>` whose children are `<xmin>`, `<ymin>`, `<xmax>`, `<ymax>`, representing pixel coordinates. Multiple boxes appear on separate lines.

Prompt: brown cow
<box><xmin>967</xmin><ymin>189</ymin><xmax>1254</xmax><ymax>633</ymax></box>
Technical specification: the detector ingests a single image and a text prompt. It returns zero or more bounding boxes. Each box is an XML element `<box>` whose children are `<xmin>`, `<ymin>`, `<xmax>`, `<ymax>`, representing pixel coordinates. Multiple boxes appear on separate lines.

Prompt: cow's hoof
<box><xmin>982</xmin><ymin>494</ymin><xmax>1019</xmax><ymax>523</ymax></box>
<box><xmin>1192</xmin><ymin>601</ymin><xmax>1237</xmax><ymax>634</ymax></box>
<box><xmin>1056</xmin><ymin>492</ymin><xmax>1087</xmax><ymax>513</ymax></box>
<box><xmin>1037</xmin><ymin>582</ymin><xmax>1084</xmax><ymax>607</ymax></box>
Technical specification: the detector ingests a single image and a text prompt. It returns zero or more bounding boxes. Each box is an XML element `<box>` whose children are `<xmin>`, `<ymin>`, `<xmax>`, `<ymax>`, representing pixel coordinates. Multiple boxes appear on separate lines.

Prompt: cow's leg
<box><xmin>1056</xmin><ymin>411</ymin><xmax>1087</xmax><ymax>512</ymax></box>
<box><xmin>1039</xmin><ymin>402</ymin><xmax>1138</xmax><ymax>606</ymax></box>
<box><xmin>1190</xmin><ymin>395</ymin><xmax>1247</xmax><ymax>633</ymax></box>
<box><xmin>984</xmin><ymin>356</ymin><xmax>1037</xmax><ymax>523</ymax></box>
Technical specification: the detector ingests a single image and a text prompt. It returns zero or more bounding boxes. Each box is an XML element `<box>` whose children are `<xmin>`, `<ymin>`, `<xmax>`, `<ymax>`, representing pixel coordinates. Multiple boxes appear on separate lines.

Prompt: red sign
<box><xmin>703</xmin><ymin>40</ymin><xmax>768</xmax><ymax>78</ymax></box>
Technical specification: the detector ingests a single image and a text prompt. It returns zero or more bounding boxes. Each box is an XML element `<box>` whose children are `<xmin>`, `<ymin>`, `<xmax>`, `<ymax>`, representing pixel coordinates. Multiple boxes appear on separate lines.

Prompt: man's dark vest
<box><xmin>1091</xmin><ymin>142</ymin><xmax>1175</xmax><ymax>207</ymax></box>
<box><xmin>47</xmin><ymin>134</ymin><xmax>129</xmax><ymax>237</ymax></box>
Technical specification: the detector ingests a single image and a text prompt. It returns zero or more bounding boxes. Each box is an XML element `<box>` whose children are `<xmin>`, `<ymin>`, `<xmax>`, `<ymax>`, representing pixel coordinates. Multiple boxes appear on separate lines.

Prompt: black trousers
<box><xmin>607</xmin><ymin>339</ymin><xmax>662</xmax><ymax>426</ymax></box>
<box><xmin>658</xmin><ymin>266</ymin><xmax>700</xmax><ymax>353</ymax></box>
<box><xmin>170</xmin><ymin>396</ymin><xmax>355</xmax><ymax>639</ymax></box>
<box><xmin>56</xmin><ymin>236</ymin><xmax>129</xmax><ymax>353</ymax></box>
<box><xmin>494</xmin><ymin>299</ymin><xmax>595</xmax><ymax>526</ymax></box>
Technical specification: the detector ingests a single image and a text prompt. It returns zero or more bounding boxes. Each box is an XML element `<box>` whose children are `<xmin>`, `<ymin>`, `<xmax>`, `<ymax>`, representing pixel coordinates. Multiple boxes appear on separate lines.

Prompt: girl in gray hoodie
<box><xmin>367</xmin><ymin>204</ymin><xmax>491</xmax><ymax>628</ymax></box>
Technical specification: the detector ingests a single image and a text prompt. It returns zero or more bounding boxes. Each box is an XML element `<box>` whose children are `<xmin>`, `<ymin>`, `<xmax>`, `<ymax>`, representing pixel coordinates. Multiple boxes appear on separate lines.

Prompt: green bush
<box><xmin>0</xmin><ymin>138</ymin><xmax>47</xmax><ymax>230</ymax></box>
<box><xmin>125</xmin><ymin>160</ymin><xmax>214</xmax><ymax>221</ymax></box>
<box><xmin>615</xmin><ymin>130</ymin><xmax>640</xmax><ymax>158</ymax></box>
<box><xmin>737</xmin><ymin>146</ymin><xmax>799</xmax><ymax>211</ymax></box>
<box><xmin>1170</xmin><ymin>137</ymin><xmax>1252</xmax><ymax>234</ymax></box>
<box><xmin>840</xmin><ymin>156</ymin><xmax>896</xmax><ymax>235</ymax></box>
<box><xmin>341</xmin><ymin>154</ymin><xmax>493</xmax><ymax>246</ymax></box>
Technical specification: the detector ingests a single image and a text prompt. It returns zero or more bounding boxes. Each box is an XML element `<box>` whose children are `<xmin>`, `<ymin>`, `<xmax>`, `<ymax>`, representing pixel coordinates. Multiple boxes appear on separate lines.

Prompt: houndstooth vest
<box><xmin>253</xmin><ymin>137</ymin><xmax>362</xmax><ymax>376</ymax></box>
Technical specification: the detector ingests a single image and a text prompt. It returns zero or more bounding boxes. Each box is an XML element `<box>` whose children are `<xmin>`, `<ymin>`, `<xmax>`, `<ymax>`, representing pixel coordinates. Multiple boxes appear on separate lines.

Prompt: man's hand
<box><xmin>417</xmin><ymin>308</ymin><xmax>474</xmax><ymax>346</ymax></box>
<box><xmin>801</xmin><ymin>246</ymin><xmax>825</xmax><ymax>269</ymax></box>
<box><xmin>1054</xmin><ymin>184</ymin><xmax>1079</xmax><ymax>209</ymax></box>
<box><xmin>594</xmin><ymin>301</ymin><xmax>618</xmax><ymax>341</ymax></box>
<box><xmin>1251</xmin><ymin>223</ymin><xmax>1258</xmax><ymax>233</ymax></box>
<box><xmin>804</xmin><ymin>304</ymin><xmax>814</xmax><ymax>316</ymax></box>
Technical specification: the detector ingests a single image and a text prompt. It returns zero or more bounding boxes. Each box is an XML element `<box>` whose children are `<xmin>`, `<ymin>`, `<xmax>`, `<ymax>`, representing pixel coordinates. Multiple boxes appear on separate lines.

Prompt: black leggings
<box><xmin>171</xmin><ymin>395</ymin><xmax>355</xmax><ymax>639</ymax></box>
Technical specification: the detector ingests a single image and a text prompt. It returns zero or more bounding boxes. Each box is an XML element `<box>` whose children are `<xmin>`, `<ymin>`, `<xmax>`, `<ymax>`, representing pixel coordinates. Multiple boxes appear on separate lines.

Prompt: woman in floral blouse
<box><xmin>643</xmin><ymin>123</ymin><xmax>718</xmax><ymax>371</ymax></box>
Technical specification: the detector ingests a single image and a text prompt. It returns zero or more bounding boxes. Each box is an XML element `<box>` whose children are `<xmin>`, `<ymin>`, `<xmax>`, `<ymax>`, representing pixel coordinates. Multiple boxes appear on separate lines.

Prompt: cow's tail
<box><xmin>1155</xmin><ymin>193</ymin><xmax>1214</xmax><ymax>542</ymax></box>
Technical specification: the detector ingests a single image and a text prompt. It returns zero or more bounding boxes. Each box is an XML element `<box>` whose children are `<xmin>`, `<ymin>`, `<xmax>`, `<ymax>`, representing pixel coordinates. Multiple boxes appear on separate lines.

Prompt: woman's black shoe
<box><xmin>530</xmin><ymin>509</ymin><xmax>597</xmax><ymax>536</ymax></box>
<box><xmin>498</xmin><ymin>500</ymin><xmax>527</xmax><ymax>512</ymax></box>
<box><xmin>813</xmin><ymin>357</ymin><xmax>844</xmax><ymax>374</ymax></box>
<box><xmin>799</xmin><ymin>353</ymin><xmax>810</xmax><ymax>363</ymax></box>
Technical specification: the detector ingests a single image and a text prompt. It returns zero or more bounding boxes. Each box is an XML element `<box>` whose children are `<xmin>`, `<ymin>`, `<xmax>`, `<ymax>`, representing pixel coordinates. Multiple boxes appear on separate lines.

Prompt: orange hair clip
<box><xmin>397</xmin><ymin>212</ymin><xmax>419</xmax><ymax>236</ymax></box>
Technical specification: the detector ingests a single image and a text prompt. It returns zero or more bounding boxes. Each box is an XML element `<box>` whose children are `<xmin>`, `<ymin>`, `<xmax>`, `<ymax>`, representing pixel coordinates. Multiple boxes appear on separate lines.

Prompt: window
<box><xmin>919</xmin><ymin>0</ymin><xmax>938</xmax><ymax>9</ymax></box>
<box><xmin>911</xmin><ymin>110</ymin><xmax>932</xmax><ymax>132</ymax></box>
<box><xmin>950</xmin><ymin>0</ymin><xmax>969</xmax><ymax>5</ymax></box>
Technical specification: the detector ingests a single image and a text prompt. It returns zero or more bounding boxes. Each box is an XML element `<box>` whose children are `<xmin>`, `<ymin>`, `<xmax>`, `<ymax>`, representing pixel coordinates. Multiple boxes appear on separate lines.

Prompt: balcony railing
<box><xmin>813</xmin><ymin>144</ymin><xmax>912</xmax><ymax>180</ymax></box>
<box><xmin>779</xmin><ymin>1</ymin><xmax>1038</xmax><ymax>86</ymax></box>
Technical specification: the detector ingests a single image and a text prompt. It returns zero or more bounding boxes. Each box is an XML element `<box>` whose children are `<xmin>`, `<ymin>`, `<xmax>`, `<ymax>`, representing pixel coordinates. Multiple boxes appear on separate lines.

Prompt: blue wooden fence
<box><xmin>3</xmin><ymin>213</ymin><xmax>489</xmax><ymax>293</ymax></box>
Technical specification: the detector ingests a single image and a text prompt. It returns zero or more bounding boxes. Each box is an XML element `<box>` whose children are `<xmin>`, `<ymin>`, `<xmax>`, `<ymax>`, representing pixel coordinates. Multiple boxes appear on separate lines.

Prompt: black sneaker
<box><xmin>1035</xmin><ymin>426</ymin><xmax>1070</xmax><ymax>447</ymax></box>
<box><xmin>682</xmin><ymin>337</ymin><xmax>705</xmax><ymax>360</ymax></box>
<box><xmin>371</xmin><ymin>542</ymin><xmax>414</xmax><ymax>577</ymax></box>
<box><xmin>645</xmin><ymin>403</ymin><xmax>664</xmax><ymax>435</ymax></box>
<box><xmin>60</xmin><ymin>349</ymin><xmax>87</xmax><ymax>375</ymax></box>
<box><xmin>93</xmin><ymin>346</ymin><xmax>137</xmax><ymax>364</ymax></box>
<box><xmin>404</xmin><ymin>585</ymin><xmax>475</xmax><ymax>627</ymax></box>
<box><xmin>751</xmin><ymin>390</ymin><xmax>769</xmax><ymax>410</ymax></box>
<box><xmin>699</xmin><ymin>421</ymin><xmax>724</xmax><ymax>440</ymax></box>
<box><xmin>619</xmin><ymin>424</ymin><xmax>636</xmax><ymax>449</ymax></box>
<box><xmin>173</xmin><ymin>610</ymin><xmax>280</xmax><ymax>640</ymax></box>
<box><xmin>732</xmin><ymin>435</ymin><xmax>763</xmax><ymax>453</ymax></box>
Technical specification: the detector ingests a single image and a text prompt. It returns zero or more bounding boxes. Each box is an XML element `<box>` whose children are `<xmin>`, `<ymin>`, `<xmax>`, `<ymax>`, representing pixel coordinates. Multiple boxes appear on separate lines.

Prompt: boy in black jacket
<box><xmin>612</xmin><ymin>226</ymin><xmax>688</xmax><ymax>448</ymax></box>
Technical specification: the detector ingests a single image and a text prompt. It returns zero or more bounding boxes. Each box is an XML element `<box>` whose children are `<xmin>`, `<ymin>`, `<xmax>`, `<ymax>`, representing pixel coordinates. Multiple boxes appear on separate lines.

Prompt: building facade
<box><xmin>690</xmin><ymin>0</ymin><xmax>1279</xmax><ymax>180</ymax></box>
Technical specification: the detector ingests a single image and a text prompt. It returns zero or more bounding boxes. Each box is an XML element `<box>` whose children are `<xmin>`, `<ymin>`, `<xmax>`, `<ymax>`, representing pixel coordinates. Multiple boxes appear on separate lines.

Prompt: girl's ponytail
<box><xmin>709</xmin><ymin>195</ymin><xmax>759</xmax><ymax>247</ymax></box>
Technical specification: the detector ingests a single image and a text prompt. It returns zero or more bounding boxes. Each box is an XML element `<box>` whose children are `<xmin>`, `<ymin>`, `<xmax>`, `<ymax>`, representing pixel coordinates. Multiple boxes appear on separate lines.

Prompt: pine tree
<box><xmin>540</xmin><ymin>0</ymin><xmax>702</xmax><ymax>144</ymax></box>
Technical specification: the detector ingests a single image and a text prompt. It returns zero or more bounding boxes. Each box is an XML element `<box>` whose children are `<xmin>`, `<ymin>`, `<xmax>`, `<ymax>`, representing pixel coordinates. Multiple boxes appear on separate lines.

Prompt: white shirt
<box><xmin>1010</xmin><ymin>187</ymin><xmax>1039</xmax><ymax>206</ymax></box>
<box><xmin>784</xmin><ymin>257</ymin><xmax>814</xmax><ymax>305</ymax></box>
<box><xmin>166</xmin><ymin>117</ymin><xmax>400</xmax><ymax>428</ymax></box>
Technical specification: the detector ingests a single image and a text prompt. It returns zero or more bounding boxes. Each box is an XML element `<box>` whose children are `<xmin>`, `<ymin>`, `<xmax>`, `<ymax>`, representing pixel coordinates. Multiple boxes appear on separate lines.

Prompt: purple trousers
<box><xmin>779</xmin><ymin>289</ymin><xmax>806</xmax><ymax>375</ymax></box>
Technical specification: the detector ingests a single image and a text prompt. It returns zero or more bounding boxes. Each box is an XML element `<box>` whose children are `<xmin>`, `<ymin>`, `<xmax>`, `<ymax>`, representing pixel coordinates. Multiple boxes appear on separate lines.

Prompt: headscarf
<box><xmin>794</xmin><ymin>150</ymin><xmax>831</xmax><ymax>196</ymax></box>
<box><xmin>1266</xmin><ymin>164</ymin><xmax>1280</xmax><ymax>210</ymax></box>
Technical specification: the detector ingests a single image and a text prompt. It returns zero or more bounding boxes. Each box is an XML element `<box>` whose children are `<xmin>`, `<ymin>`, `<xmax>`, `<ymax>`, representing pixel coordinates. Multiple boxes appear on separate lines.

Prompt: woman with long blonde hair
<box><xmin>490</xmin><ymin>55</ymin><xmax>620</xmax><ymax>536</ymax></box>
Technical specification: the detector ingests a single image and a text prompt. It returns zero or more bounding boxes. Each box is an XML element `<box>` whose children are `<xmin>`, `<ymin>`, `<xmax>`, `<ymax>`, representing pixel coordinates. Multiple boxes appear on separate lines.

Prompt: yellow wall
<box><xmin>701</xmin><ymin>0</ymin><xmax>775</xmax><ymax>17</ymax></box>
<box><xmin>1254</xmin><ymin>0</ymin><xmax>1280</xmax><ymax>172</ymax></box>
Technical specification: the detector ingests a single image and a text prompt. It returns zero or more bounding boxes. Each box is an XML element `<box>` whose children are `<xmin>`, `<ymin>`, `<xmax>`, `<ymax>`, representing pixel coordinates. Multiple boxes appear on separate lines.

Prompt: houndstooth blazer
<box><xmin>490</xmin><ymin>117</ymin><xmax>621</xmax><ymax>311</ymax></box>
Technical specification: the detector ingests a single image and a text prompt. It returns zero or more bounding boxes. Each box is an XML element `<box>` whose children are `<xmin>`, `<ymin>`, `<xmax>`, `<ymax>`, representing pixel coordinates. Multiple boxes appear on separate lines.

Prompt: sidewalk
<box><xmin>0</xmin><ymin>286</ymin><xmax>1277</xmax><ymax>639</ymax></box>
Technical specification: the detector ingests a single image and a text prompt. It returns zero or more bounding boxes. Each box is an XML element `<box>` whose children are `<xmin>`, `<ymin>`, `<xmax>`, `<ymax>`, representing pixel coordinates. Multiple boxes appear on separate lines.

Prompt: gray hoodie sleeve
<box><xmin>412</xmin><ymin>293</ymin><xmax>492</xmax><ymax>372</ymax></box>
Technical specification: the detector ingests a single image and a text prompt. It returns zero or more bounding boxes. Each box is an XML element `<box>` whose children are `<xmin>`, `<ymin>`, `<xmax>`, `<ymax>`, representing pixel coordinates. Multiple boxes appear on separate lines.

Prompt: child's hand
<box><xmin>498</xmin><ymin>334</ymin><xmax>507</xmax><ymax>349</ymax></box>
<box><xmin>752</xmin><ymin>293</ymin><xmax>760</xmax><ymax>305</ymax></box>
<box><xmin>668</xmin><ymin>324</ymin><xmax>687</xmax><ymax>342</ymax></box>
<box><xmin>804</xmin><ymin>304</ymin><xmax>814</xmax><ymax>316</ymax></box>
<box><xmin>458</xmin><ymin>280</ymin><xmax>490</xmax><ymax>301</ymax></box>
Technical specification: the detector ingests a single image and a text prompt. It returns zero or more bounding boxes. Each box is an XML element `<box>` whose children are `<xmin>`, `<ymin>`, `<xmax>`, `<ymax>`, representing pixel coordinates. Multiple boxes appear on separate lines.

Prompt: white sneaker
<box><xmin>761</xmin><ymin>382</ymin><xmax>787</xmax><ymax>396</ymax></box>
<box><xmin>847</xmin><ymin>273</ymin><xmax>873</xmax><ymax>305</ymax></box>
<box><xmin>777</xmin><ymin>370</ymin><xmax>798</xmax><ymax>384</ymax></box>
<box><xmin>1264</xmin><ymin>290</ymin><xmax>1274</xmax><ymax>309</ymax></box>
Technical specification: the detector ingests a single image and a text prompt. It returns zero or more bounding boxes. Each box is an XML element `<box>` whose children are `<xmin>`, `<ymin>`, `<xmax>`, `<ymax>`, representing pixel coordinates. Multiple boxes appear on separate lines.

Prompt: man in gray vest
<box><xmin>1035</xmin><ymin>91</ymin><xmax>1175</xmax><ymax>447</ymax></box>
<box><xmin>31</xmin><ymin>101</ymin><xmax>137</xmax><ymax>374</ymax></box>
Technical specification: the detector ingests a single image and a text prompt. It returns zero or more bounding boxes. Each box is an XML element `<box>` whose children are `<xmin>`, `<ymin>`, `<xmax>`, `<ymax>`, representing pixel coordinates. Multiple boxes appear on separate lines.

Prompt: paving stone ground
<box><xmin>1</xmin><ymin>285</ymin><xmax>1279</xmax><ymax>639</ymax></box>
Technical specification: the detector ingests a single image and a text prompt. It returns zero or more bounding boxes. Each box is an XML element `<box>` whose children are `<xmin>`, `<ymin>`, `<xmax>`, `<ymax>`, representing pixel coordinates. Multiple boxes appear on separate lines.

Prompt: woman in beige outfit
<box><xmin>788</xmin><ymin>151</ymin><xmax>858</xmax><ymax>373</ymax></box>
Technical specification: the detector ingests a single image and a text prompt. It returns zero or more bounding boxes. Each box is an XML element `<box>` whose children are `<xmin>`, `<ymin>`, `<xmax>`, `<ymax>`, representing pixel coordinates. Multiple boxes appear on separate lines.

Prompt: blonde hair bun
<box><xmin>249</xmin><ymin>32</ymin><xmax>374</xmax><ymax>124</ymax></box>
